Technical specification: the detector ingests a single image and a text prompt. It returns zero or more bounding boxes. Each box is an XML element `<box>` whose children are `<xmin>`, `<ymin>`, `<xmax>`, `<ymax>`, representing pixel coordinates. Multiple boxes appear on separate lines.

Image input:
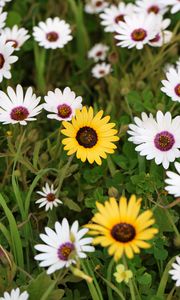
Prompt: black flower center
<box><xmin>131</xmin><ymin>28</ymin><xmax>147</xmax><ymax>41</ymax></box>
<box><xmin>0</xmin><ymin>54</ymin><xmax>5</xmax><ymax>69</ymax></box>
<box><xmin>115</xmin><ymin>14</ymin><xmax>124</xmax><ymax>24</ymax></box>
<box><xmin>57</xmin><ymin>242</ymin><xmax>75</xmax><ymax>261</ymax></box>
<box><xmin>46</xmin><ymin>31</ymin><xmax>59</xmax><ymax>42</ymax></box>
<box><xmin>76</xmin><ymin>126</ymin><xmax>98</xmax><ymax>148</ymax></box>
<box><xmin>46</xmin><ymin>193</ymin><xmax>56</xmax><ymax>202</ymax></box>
<box><xmin>148</xmin><ymin>5</ymin><xmax>159</xmax><ymax>14</ymax></box>
<box><xmin>111</xmin><ymin>223</ymin><xmax>136</xmax><ymax>243</ymax></box>
<box><xmin>6</xmin><ymin>39</ymin><xmax>18</xmax><ymax>48</ymax></box>
<box><xmin>57</xmin><ymin>104</ymin><xmax>72</xmax><ymax>119</ymax></box>
<box><xmin>10</xmin><ymin>106</ymin><xmax>29</xmax><ymax>121</ymax></box>
<box><xmin>174</xmin><ymin>84</ymin><xmax>180</xmax><ymax>96</ymax></box>
<box><xmin>154</xmin><ymin>131</ymin><xmax>175</xmax><ymax>151</ymax></box>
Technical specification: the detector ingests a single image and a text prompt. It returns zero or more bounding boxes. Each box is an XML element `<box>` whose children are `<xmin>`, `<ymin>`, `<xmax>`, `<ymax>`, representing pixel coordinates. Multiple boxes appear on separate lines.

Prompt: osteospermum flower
<box><xmin>0</xmin><ymin>7</ymin><xmax>7</xmax><ymax>30</ymax></box>
<box><xmin>134</xmin><ymin>0</ymin><xmax>168</xmax><ymax>15</ymax></box>
<box><xmin>0</xmin><ymin>84</ymin><xmax>43</xmax><ymax>125</ymax></box>
<box><xmin>165</xmin><ymin>162</ymin><xmax>180</xmax><ymax>197</ymax></box>
<box><xmin>169</xmin><ymin>256</ymin><xmax>180</xmax><ymax>287</ymax></box>
<box><xmin>0</xmin><ymin>38</ymin><xmax>18</xmax><ymax>82</ymax></box>
<box><xmin>33</xmin><ymin>17</ymin><xmax>72</xmax><ymax>49</ymax></box>
<box><xmin>61</xmin><ymin>106</ymin><xmax>119</xmax><ymax>165</ymax></box>
<box><xmin>88</xmin><ymin>43</ymin><xmax>109</xmax><ymax>62</ymax></box>
<box><xmin>113</xmin><ymin>264</ymin><xmax>133</xmax><ymax>284</ymax></box>
<box><xmin>34</xmin><ymin>218</ymin><xmax>94</xmax><ymax>274</ymax></box>
<box><xmin>128</xmin><ymin>111</ymin><xmax>180</xmax><ymax>169</ymax></box>
<box><xmin>36</xmin><ymin>183</ymin><xmax>62</xmax><ymax>211</ymax></box>
<box><xmin>85</xmin><ymin>0</ymin><xmax>108</xmax><ymax>14</ymax></box>
<box><xmin>161</xmin><ymin>67</ymin><xmax>180</xmax><ymax>102</ymax></box>
<box><xmin>0</xmin><ymin>288</ymin><xmax>29</xmax><ymax>300</ymax></box>
<box><xmin>148</xmin><ymin>17</ymin><xmax>172</xmax><ymax>47</ymax></box>
<box><xmin>91</xmin><ymin>62</ymin><xmax>112</xmax><ymax>78</ymax></box>
<box><xmin>44</xmin><ymin>87</ymin><xmax>82</xmax><ymax>121</ymax></box>
<box><xmin>99</xmin><ymin>2</ymin><xmax>135</xmax><ymax>32</ymax></box>
<box><xmin>1</xmin><ymin>25</ymin><xmax>30</xmax><ymax>50</ymax></box>
<box><xmin>164</xmin><ymin>0</ymin><xmax>180</xmax><ymax>14</ymax></box>
<box><xmin>114</xmin><ymin>13</ymin><xmax>159</xmax><ymax>50</ymax></box>
<box><xmin>86</xmin><ymin>195</ymin><xmax>158</xmax><ymax>260</ymax></box>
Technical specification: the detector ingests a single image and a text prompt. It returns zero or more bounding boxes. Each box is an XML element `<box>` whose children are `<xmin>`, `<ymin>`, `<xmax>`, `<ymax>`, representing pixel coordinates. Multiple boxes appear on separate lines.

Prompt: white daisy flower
<box><xmin>99</xmin><ymin>2</ymin><xmax>135</xmax><ymax>32</ymax></box>
<box><xmin>163</xmin><ymin>0</ymin><xmax>180</xmax><ymax>14</ymax></box>
<box><xmin>0</xmin><ymin>7</ymin><xmax>7</xmax><ymax>30</ymax></box>
<box><xmin>34</xmin><ymin>218</ymin><xmax>95</xmax><ymax>274</ymax></box>
<box><xmin>0</xmin><ymin>0</ymin><xmax>11</xmax><ymax>7</ymax></box>
<box><xmin>0</xmin><ymin>288</ymin><xmax>29</xmax><ymax>300</ymax></box>
<box><xmin>148</xmin><ymin>17</ymin><xmax>172</xmax><ymax>47</ymax></box>
<box><xmin>0</xmin><ymin>36</ymin><xmax>18</xmax><ymax>82</ymax></box>
<box><xmin>44</xmin><ymin>87</ymin><xmax>82</xmax><ymax>121</ymax></box>
<box><xmin>169</xmin><ymin>256</ymin><xmax>180</xmax><ymax>287</ymax></box>
<box><xmin>88</xmin><ymin>43</ymin><xmax>109</xmax><ymax>62</ymax></box>
<box><xmin>128</xmin><ymin>111</ymin><xmax>180</xmax><ymax>169</ymax></box>
<box><xmin>91</xmin><ymin>62</ymin><xmax>111</xmax><ymax>78</ymax></box>
<box><xmin>85</xmin><ymin>0</ymin><xmax>108</xmax><ymax>14</ymax></box>
<box><xmin>161</xmin><ymin>67</ymin><xmax>180</xmax><ymax>103</ymax></box>
<box><xmin>1</xmin><ymin>25</ymin><xmax>30</xmax><ymax>50</ymax></box>
<box><xmin>165</xmin><ymin>162</ymin><xmax>180</xmax><ymax>197</ymax></box>
<box><xmin>114</xmin><ymin>13</ymin><xmax>159</xmax><ymax>50</ymax></box>
<box><xmin>36</xmin><ymin>183</ymin><xmax>62</xmax><ymax>211</ymax></box>
<box><xmin>134</xmin><ymin>0</ymin><xmax>168</xmax><ymax>15</ymax></box>
<box><xmin>33</xmin><ymin>17</ymin><xmax>72</xmax><ymax>49</ymax></box>
<box><xmin>0</xmin><ymin>84</ymin><xmax>43</xmax><ymax>125</ymax></box>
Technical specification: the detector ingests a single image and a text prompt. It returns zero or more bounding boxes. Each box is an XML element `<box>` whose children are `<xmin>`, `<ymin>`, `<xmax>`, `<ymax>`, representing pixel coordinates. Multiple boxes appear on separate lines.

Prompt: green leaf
<box><xmin>137</xmin><ymin>272</ymin><xmax>152</xmax><ymax>286</ymax></box>
<box><xmin>6</xmin><ymin>11</ymin><xmax>22</xmax><ymax>27</ymax></box>
<box><xmin>63</xmin><ymin>198</ymin><xmax>81</xmax><ymax>212</ymax></box>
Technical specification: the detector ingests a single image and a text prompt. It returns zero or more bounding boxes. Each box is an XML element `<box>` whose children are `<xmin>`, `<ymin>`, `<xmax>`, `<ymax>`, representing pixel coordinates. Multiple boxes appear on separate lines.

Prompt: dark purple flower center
<box><xmin>95</xmin><ymin>1</ymin><xmax>103</xmax><ymax>7</ymax></box>
<box><xmin>57</xmin><ymin>242</ymin><xmax>75</xmax><ymax>261</ymax></box>
<box><xmin>46</xmin><ymin>193</ymin><xmax>56</xmax><ymax>202</ymax></box>
<box><xmin>10</xmin><ymin>106</ymin><xmax>29</xmax><ymax>121</ymax></box>
<box><xmin>76</xmin><ymin>126</ymin><xmax>98</xmax><ymax>148</ymax></box>
<box><xmin>0</xmin><ymin>54</ymin><xmax>5</xmax><ymax>69</ymax></box>
<box><xmin>115</xmin><ymin>14</ymin><xmax>124</xmax><ymax>23</ymax></box>
<box><xmin>150</xmin><ymin>33</ymin><xmax>160</xmax><ymax>43</ymax></box>
<box><xmin>6</xmin><ymin>39</ymin><xmax>18</xmax><ymax>48</ymax></box>
<box><xmin>111</xmin><ymin>223</ymin><xmax>136</xmax><ymax>243</ymax></box>
<box><xmin>174</xmin><ymin>84</ymin><xmax>180</xmax><ymax>96</ymax></box>
<box><xmin>96</xmin><ymin>51</ymin><xmax>103</xmax><ymax>57</ymax></box>
<box><xmin>57</xmin><ymin>104</ymin><xmax>72</xmax><ymax>119</ymax></box>
<box><xmin>154</xmin><ymin>131</ymin><xmax>175</xmax><ymax>151</ymax></box>
<box><xmin>131</xmin><ymin>28</ymin><xmax>147</xmax><ymax>41</ymax></box>
<box><xmin>46</xmin><ymin>31</ymin><xmax>59</xmax><ymax>42</ymax></box>
<box><xmin>148</xmin><ymin>5</ymin><xmax>159</xmax><ymax>14</ymax></box>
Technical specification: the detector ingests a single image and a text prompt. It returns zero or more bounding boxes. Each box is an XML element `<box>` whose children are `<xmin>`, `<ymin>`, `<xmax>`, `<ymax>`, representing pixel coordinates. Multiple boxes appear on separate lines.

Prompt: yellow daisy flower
<box><xmin>61</xmin><ymin>106</ymin><xmax>119</xmax><ymax>165</ymax></box>
<box><xmin>86</xmin><ymin>195</ymin><xmax>158</xmax><ymax>261</ymax></box>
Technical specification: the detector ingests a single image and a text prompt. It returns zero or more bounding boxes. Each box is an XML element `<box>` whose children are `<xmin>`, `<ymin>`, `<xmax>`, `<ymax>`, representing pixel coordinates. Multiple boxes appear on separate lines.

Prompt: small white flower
<box><xmin>134</xmin><ymin>0</ymin><xmax>168</xmax><ymax>15</ymax></box>
<box><xmin>34</xmin><ymin>218</ymin><xmax>95</xmax><ymax>274</ymax></box>
<box><xmin>44</xmin><ymin>87</ymin><xmax>82</xmax><ymax>121</ymax></box>
<box><xmin>0</xmin><ymin>288</ymin><xmax>29</xmax><ymax>300</ymax></box>
<box><xmin>0</xmin><ymin>84</ymin><xmax>43</xmax><ymax>125</ymax></box>
<box><xmin>165</xmin><ymin>162</ymin><xmax>180</xmax><ymax>197</ymax></box>
<box><xmin>36</xmin><ymin>183</ymin><xmax>62</xmax><ymax>211</ymax></box>
<box><xmin>163</xmin><ymin>0</ymin><xmax>180</xmax><ymax>14</ymax></box>
<box><xmin>1</xmin><ymin>25</ymin><xmax>30</xmax><ymax>50</ymax></box>
<box><xmin>88</xmin><ymin>43</ymin><xmax>109</xmax><ymax>62</ymax></box>
<box><xmin>85</xmin><ymin>0</ymin><xmax>108</xmax><ymax>14</ymax></box>
<box><xmin>169</xmin><ymin>256</ymin><xmax>180</xmax><ymax>287</ymax></box>
<box><xmin>148</xmin><ymin>17</ymin><xmax>172</xmax><ymax>47</ymax></box>
<box><xmin>161</xmin><ymin>67</ymin><xmax>180</xmax><ymax>102</ymax></box>
<box><xmin>99</xmin><ymin>2</ymin><xmax>135</xmax><ymax>32</ymax></box>
<box><xmin>114</xmin><ymin>13</ymin><xmax>159</xmax><ymax>50</ymax></box>
<box><xmin>128</xmin><ymin>111</ymin><xmax>180</xmax><ymax>169</ymax></box>
<box><xmin>0</xmin><ymin>0</ymin><xmax>11</xmax><ymax>7</ymax></box>
<box><xmin>33</xmin><ymin>17</ymin><xmax>72</xmax><ymax>49</ymax></box>
<box><xmin>0</xmin><ymin>7</ymin><xmax>7</xmax><ymax>30</ymax></box>
<box><xmin>0</xmin><ymin>36</ymin><xmax>18</xmax><ymax>82</ymax></box>
<box><xmin>91</xmin><ymin>62</ymin><xmax>111</xmax><ymax>78</ymax></box>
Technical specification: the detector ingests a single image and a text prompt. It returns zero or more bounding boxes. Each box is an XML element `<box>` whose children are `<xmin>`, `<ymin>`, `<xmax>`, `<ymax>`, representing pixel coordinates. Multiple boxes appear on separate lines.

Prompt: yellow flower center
<box><xmin>76</xmin><ymin>126</ymin><xmax>98</xmax><ymax>148</ymax></box>
<box><xmin>111</xmin><ymin>223</ymin><xmax>136</xmax><ymax>242</ymax></box>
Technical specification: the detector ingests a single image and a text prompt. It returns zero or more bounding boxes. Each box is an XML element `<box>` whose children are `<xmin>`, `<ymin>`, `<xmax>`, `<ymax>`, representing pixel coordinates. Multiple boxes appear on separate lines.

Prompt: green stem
<box><xmin>106</xmin><ymin>259</ymin><xmax>114</xmax><ymax>300</ymax></box>
<box><xmin>164</xmin><ymin>209</ymin><xmax>180</xmax><ymax>238</ymax></box>
<box><xmin>56</xmin><ymin>155</ymin><xmax>74</xmax><ymax>196</ymax></box>
<box><xmin>123</xmin><ymin>256</ymin><xmax>136</xmax><ymax>300</ymax></box>
<box><xmin>34</xmin><ymin>43</ymin><xmax>46</xmax><ymax>93</ymax></box>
